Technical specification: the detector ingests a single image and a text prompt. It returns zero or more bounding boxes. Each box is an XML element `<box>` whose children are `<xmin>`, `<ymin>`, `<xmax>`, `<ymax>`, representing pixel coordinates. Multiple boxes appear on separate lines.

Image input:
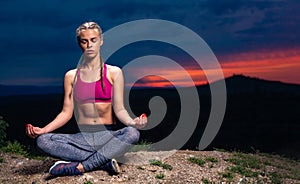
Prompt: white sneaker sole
<box><xmin>49</xmin><ymin>161</ymin><xmax>71</xmax><ymax>173</ymax></box>
<box><xmin>111</xmin><ymin>159</ymin><xmax>121</xmax><ymax>174</ymax></box>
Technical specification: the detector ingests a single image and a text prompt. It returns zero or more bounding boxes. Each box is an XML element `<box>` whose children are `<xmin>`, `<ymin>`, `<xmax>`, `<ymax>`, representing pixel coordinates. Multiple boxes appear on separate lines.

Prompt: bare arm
<box><xmin>26</xmin><ymin>70</ymin><xmax>75</xmax><ymax>138</ymax></box>
<box><xmin>110</xmin><ymin>66</ymin><xmax>147</xmax><ymax>129</ymax></box>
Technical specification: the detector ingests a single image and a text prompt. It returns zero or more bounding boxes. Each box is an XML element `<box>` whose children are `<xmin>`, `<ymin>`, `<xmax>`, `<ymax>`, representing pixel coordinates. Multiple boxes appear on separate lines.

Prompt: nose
<box><xmin>87</xmin><ymin>41</ymin><xmax>93</xmax><ymax>48</ymax></box>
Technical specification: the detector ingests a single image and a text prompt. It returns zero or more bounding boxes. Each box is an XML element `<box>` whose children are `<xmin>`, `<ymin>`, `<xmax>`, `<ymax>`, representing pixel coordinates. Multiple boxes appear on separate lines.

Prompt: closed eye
<box><xmin>80</xmin><ymin>39</ymin><xmax>88</xmax><ymax>44</ymax></box>
<box><xmin>91</xmin><ymin>38</ymin><xmax>98</xmax><ymax>43</ymax></box>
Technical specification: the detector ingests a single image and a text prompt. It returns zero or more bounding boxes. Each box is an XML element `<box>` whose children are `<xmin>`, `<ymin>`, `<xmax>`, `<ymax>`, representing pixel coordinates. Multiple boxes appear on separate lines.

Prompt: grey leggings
<box><xmin>36</xmin><ymin>126</ymin><xmax>140</xmax><ymax>171</ymax></box>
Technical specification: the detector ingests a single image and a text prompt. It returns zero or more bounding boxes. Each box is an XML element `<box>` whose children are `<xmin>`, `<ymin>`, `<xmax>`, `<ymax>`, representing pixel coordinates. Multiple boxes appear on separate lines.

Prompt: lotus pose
<box><xmin>25</xmin><ymin>21</ymin><xmax>147</xmax><ymax>176</ymax></box>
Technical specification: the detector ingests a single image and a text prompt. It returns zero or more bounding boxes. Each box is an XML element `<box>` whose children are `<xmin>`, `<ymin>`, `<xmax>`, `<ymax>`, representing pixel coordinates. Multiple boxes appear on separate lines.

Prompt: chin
<box><xmin>84</xmin><ymin>53</ymin><xmax>97</xmax><ymax>59</ymax></box>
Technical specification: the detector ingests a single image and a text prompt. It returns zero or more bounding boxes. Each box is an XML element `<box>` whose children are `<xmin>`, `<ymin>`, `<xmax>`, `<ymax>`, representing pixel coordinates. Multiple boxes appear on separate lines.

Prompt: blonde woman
<box><xmin>26</xmin><ymin>21</ymin><xmax>147</xmax><ymax>176</ymax></box>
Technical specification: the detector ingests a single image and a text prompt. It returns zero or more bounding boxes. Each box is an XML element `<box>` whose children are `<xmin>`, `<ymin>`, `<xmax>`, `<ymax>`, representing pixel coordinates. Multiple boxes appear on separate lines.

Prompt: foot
<box><xmin>100</xmin><ymin>158</ymin><xmax>121</xmax><ymax>175</ymax></box>
<box><xmin>49</xmin><ymin>161</ymin><xmax>82</xmax><ymax>176</ymax></box>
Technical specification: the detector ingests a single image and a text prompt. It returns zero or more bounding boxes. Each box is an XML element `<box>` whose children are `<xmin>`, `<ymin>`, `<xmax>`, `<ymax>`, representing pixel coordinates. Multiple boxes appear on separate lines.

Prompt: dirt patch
<box><xmin>0</xmin><ymin>150</ymin><xmax>299</xmax><ymax>183</ymax></box>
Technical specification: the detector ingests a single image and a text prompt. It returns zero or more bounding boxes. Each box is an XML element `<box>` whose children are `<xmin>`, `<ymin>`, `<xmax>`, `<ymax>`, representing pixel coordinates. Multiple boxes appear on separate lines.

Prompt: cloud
<box><xmin>220</xmin><ymin>47</ymin><xmax>300</xmax><ymax>84</ymax></box>
<box><xmin>0</xmin><ymin>0</ymin><xmax>299</xmax><ymax>86</ymax></box>
<box><xmin>1</xmin><ymin>0</ymin><xmax>298</xmax><ymax>55</ymax></box>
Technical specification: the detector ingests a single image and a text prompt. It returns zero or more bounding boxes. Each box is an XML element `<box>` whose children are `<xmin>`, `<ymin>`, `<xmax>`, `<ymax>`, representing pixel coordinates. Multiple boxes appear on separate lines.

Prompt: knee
<box><xmin>124</xmin><ymin>127</ymin><xmax>140</xmax><ymax>144</ymax></box>
<box><xmin>36</xmin><ymin>134</ymin><xmax>51</xmax><ymax>150</ymax></box>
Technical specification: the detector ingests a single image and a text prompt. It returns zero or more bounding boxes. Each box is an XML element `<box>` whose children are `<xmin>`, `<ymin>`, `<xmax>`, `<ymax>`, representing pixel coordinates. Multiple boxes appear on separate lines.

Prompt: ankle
<box><xmin>77</xmin><ymin>163</ymin><xmax>85</xmax><ymax>173</ymax></box>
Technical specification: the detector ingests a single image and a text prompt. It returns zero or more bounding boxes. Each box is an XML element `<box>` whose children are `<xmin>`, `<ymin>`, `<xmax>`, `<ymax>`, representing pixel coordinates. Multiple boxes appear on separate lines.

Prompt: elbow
<box><xmin>61</xmin><ymin>109</ymin><xmax>73</xmax><ymax>121</ymax></box>
<box><xmin>66</xmin><ymin>111</ymin><xmax>73</xmax><ymax>120</ymax></box>
<box><xmin>66</xmin><ymin>113</ymin><xmax>73</xmax><ymax>121</ymax></box>
<box><xmin>113</xmin><ymin>104</ymin><xmax>120</xmax><ymax>113</ymax></box>
<box><xmin>114</xmin><ymin>107</ymin><xmax>126</xmax><ymax>116</ymax></box>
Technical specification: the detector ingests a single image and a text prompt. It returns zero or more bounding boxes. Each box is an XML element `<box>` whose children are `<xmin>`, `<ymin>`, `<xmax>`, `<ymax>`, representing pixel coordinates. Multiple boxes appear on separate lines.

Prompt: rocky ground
<box><xmin>0</xmin><ymin>150</ymin><xmax>299</xmax><ymax>184</ymax></box>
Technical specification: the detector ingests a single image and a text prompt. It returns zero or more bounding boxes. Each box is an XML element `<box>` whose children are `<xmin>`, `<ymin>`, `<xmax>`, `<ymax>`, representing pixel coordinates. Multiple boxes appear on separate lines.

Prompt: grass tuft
<box><xmin>188</xmin><ymin>156</ymin><xmax>206</xmax><ymax>166</ymax></box>
<box><xmin>228</xmin><ymin>152</ymin><xmax>261</xmax><ymax>169</ymax></box>
<box><xmin>221</xmin><ymin>171</ymin><xmax>235</xmax><ymax>181</ymax></box>
<box><xmin>130</xmin><ymin>140</ymin><xmax>152</xmax><ymax>152</ymax></box>
<box><xmin>149</xmin><ymin>159</ymin><xmax>173</xmax><ymax>170</ymax></box>
<box><xmin>1</xmin><ymin>141</ymin><xmax>28</xmax><ymax>157</ymax></box>
<box><xmin>228</xmin><ymin>165</ymin><xmax>259</xmax><ymax>177</ymax></box>
<box><xmin>205</xmin><ymin>156</ymin><xmax>218</xmax><ymax>163</ymax></box>
<box><xmin>155</xmin><ymin>173</ymin><xmax>165</xmax><ymax>179</ymax></box>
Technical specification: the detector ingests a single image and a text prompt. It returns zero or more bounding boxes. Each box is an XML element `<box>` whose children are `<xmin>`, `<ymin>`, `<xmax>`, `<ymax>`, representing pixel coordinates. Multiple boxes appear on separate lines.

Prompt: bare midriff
<box><xmin>75</xmin><ymin>102</ymin><xmax>114</xmax><ymax>125</ymax></box>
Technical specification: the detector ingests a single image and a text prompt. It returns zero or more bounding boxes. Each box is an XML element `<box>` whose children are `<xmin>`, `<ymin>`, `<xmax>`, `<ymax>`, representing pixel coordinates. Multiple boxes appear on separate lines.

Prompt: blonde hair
<box><xmin>76</xmin><ymin>21</ymin><xmax>106</xmax><ymax>93</ymax></box>
<box><xmin>76</xmin><ymin>21</ymin><xmax>102</xmax><ymax>38</ymax></box>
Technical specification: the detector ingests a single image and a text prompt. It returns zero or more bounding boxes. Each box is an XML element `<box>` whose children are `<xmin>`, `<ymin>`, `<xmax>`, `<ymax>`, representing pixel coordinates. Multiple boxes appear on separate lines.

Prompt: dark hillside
<box><xmin>206</xmin><ymin>75</ymin><xmax>300</xmax><ymax>158</ymax></box>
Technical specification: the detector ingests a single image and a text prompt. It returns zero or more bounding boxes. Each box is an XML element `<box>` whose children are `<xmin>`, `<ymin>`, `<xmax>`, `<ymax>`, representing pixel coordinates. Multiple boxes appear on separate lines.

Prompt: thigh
<box><xmin>40</xmin><ymin>132</ymin><xmax>97</xmax><ymax>159</ymax></box>
<box><xmin>90</xmin><ymin>130</ymin><xmax>115</xmax><ymax>148</ymax></box>
<box><xmin>50</xmin><ymin>132</ymin><xmax>93</xmax><ymax>149</ymax></box>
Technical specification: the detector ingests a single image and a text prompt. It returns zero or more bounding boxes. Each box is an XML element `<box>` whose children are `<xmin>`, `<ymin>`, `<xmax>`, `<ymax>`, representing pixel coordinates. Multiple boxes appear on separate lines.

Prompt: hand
<box><xmin>130</xmin><ymin>113</ymin><xmax>147</xmax><ymax>129</ymax></box>
<box><xmin>25</xmin><ymin>124</ymin><xmax>45</xmax><ymax>139</ymax></box>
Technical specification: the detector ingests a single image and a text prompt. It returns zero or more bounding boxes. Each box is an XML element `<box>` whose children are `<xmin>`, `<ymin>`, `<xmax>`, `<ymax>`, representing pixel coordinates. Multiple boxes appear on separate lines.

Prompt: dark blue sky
<box><xmin>0</xmin><ymin>0</ymin><xmax>300</xmax><ymax>86</ymax></box>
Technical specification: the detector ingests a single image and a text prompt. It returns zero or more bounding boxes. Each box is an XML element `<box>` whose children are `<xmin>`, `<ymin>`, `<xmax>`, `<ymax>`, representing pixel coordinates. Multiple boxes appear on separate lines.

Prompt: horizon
<box><xmin>1</xmin><ymin>73</ymin><xmax>299</xmax><ymax>88</ymax></box>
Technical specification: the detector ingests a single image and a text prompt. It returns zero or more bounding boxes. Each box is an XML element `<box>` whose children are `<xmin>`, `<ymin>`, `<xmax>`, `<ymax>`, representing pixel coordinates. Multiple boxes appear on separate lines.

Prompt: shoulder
<box><xmin>106</xmin><ymin>64</ymin><xmax>123</xmax><ymax>83</ymax></box>
<box><xmin>106</xmin><ymin>64</ymin><xmax>122</xmax><ymax>76</ymax></box>
<box><xmin>64</xmin><ymin>69</ymin><xmax>77</xmax><ymax>82</ymax></box>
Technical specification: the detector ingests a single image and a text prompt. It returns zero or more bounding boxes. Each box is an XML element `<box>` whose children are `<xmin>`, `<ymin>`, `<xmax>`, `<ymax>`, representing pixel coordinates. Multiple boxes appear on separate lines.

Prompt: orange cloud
<box><xmin>128</xmin><ymin>47</ymin><xmax>300</xmax><ymax>88</ymax></box>
<box><xmin>220</xmin><ymin>47</ymin><xmax>300</xmax><ymax>84</ymax></box>
<box><xmin>130</xmin><ymin>67</ymin><xmax>209</xmax><ymax>88</ymax></box>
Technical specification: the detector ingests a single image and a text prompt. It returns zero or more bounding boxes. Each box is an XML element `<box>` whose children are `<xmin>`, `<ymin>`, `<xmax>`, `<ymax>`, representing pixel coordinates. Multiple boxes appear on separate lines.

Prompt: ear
<box><xmin>99</xmin><ymin>36</ymin><xmax>103</xmax><ymax>46</ymax></box>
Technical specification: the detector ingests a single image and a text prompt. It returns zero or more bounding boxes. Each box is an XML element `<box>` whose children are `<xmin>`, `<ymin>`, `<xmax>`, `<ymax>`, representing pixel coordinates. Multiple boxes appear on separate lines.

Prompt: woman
<box><xmin>25</xmin><ymin>21</ymin><xmax>147</xmax><ymax>176</ymax></box>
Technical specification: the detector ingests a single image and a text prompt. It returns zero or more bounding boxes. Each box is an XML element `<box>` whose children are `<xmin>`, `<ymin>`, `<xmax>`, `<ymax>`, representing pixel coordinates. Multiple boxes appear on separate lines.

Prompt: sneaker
<box><xmin>100</xmin><ymin>158</ymin><xmax>121</xmax><ymax>175</ymax></box>
<box><xmin>49</xmin><ymin>161</ymin><xmax>82</xmax><ymax>176</ymax></box>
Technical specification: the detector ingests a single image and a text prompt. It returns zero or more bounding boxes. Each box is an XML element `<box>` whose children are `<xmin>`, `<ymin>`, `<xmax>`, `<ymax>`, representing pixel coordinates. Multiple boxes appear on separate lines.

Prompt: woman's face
<box><xmin>77</xmin><ymin>29</ymin><xmax>103</xmax><ymax>58</ymax></box>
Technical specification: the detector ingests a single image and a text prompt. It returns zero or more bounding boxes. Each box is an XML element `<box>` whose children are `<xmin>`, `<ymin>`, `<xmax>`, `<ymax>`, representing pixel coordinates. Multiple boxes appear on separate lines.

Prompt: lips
<box><xmin>85</xmin><ymin>50</ymin><xmax>94</xmax><ymax>54</ymax></box>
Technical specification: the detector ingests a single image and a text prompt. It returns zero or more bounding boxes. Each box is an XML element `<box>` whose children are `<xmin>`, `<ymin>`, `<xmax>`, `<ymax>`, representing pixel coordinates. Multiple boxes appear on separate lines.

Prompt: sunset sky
<box><xmin>0</xmin><ymin>0</ymin><xmax>299</xmax><ymax>88</ymax></box>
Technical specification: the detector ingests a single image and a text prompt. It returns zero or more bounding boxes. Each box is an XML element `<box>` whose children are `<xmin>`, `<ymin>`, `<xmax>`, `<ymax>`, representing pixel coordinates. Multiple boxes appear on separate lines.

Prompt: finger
<box><xmin>26</xmin><ymin>124</ymin><xmax>31</xmax><ymax>135</ymax></box>
<box><xmin>139</xmin><ymin>115</ymin><xmax>144</xmax><ymax>125</ymax></box>
<box><xmin>140</xmin><ymin>113</ymin><xmax>147</xmax><ymax>121</ymax></box>
<box><xmin>28</xmin><ymin>124</ymin><xmax>33</xmax><ymax>134</ymax></box>
<box><xmin>28</xmin><ymin>124</ymin><xmax>36</xmax><ymax>138</ymax></box>
<box><xmin>26</xmin><ymin>126</ymin><xmax>33</xmax><ymax>137</ymax></box>
<box><xmin>140</xmin><ymin>114</ymin><xmax>147</xmax><ymax>125</ymax></box>
<box><xmin>135</xmin><ymin>116</ymin><xmax>145</xmax><ymax>129</ymax></box>
<box><xmin>26</xmin><ymin>128</ymin><xmax>34</xmax><ymax>138</ymax></box>
<box><xmin>31</xmin><ymin>127</ymin><xmax>38</xmax><ymax>138</ymax></box>
<box><xmin>143</xmin><ymin>116</ymin><xmax>147</xmax><ymax>124</ymax></box>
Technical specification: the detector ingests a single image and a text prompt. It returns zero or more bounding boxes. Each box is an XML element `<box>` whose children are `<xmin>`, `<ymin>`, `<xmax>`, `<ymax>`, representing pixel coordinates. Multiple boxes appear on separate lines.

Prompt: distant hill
<box><xmin>223</xmin><ymin>74</ymin><xmax>300</xmax><ymax>95</ymax></box>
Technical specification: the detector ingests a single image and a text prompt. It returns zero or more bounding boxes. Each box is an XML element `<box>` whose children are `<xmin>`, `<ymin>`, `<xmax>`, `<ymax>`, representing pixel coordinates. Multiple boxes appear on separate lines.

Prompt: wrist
<box><xmin>42</xmin><ymin>127</ymin><xmax>49</xmax><ymax>134</ymax></box>
<box><xmin>126</xmin><ymin>119</ymin><xmax>135</xmax><ymax>126</ymax></box>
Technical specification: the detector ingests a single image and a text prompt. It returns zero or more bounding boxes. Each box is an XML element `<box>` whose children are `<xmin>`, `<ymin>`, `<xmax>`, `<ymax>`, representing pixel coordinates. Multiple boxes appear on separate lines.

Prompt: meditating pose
<box><xmin>25</xmin><ymin>21</ymin><xmax>147</xmax><ymax>176</ymax></box>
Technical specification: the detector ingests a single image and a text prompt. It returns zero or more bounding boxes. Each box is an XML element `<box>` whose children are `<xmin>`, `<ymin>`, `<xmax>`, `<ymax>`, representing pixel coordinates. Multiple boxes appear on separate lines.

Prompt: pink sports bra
<box><xmin>73</xmin><ymin>64</ymin><xmax>113</xmax><ymax>103</ymax></box>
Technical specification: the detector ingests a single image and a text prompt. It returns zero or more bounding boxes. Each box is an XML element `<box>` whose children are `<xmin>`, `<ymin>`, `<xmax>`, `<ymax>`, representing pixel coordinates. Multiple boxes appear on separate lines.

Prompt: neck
<box><xmin>82</xmin><ymin>55</ymin><xmax>103</xmax><ymax>70</ymax></box>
